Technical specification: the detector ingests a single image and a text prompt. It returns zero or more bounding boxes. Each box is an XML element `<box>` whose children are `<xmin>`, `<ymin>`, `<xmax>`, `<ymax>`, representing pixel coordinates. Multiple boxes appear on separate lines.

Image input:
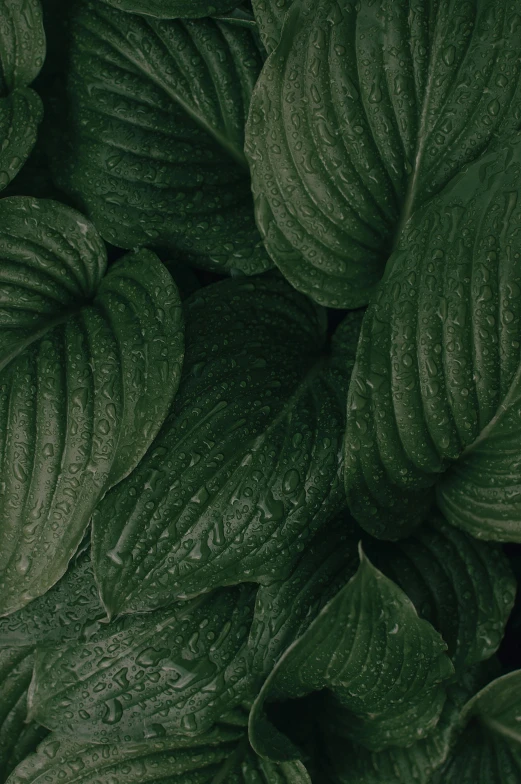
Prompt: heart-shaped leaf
<box><xmin>28</xmin><ymin>584</ymin><xmax>257</xmax><ymax>743</ymax></box>
<box><xmin>92</xmin><ymin>278</ymin><xmax>361</xmax><ymax>617</ymax></box>
<box><xmin>245</xmin><ymin>0</ymin><xmax>521</xmax><ymax>307</ymax></box>
<box><xmin>344</xmin><ymin>134</ymin><xmax>521</xmax><ymax>542</ymax></box>
<box><xmin>0</xmin><ymin>647</ymin><xmax>48</xmax><ymax>784</ymax></box>
<box><xmin>0</xmin><ymin>197</ymin><xmax>184</xmax><ymax>615</ymax></box>
<box><xmin>49</xmin><ymin>1</ymin><xmax>270</xmax><ymax>274</ymax></box>
<box><xmin>249</xmin><ymin>548</ymin><xmax>454</xmax><ymax>761</ymax></box>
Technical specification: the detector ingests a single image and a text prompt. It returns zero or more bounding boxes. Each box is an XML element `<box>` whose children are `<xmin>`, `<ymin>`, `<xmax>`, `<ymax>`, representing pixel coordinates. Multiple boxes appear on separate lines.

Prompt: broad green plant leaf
<box><xmin>28</xmin><ymin>584</ymin><xmax>257</xmax><ymax>743</ymax></box>
<box><xmin>6</xmin><ymin>724</ymin><xmax>311</xmax><ymax>784</ymax></box>
<box><xmin>344</xmin><ymin>134</ymin><xmax>521</xmax><ymax>542</ymax></box>
<box><xmin>101</xmin><ymin>0</ymin><xmax>237</xmax><ymax>16</ymax></box>
<box><xmin>0</xmin><ymin>0</ymin><xmax>45</xmax><ymax>192</ymax></box>
<box><xmin>92</xmin><ymin>278</ymin><xmax>362</xmax><ymax>617</ymax></box>
<box><xmin>249</xmin><ymin>548</ymin><xmax>454</xmax><ymax>761</ymax></box>
<box><xmin>0</xmin><ymin>647</ymin><xmax>48</xmax><ymax>783</ymax></box>
<box><xmin>365</xmin><ymin>514</ymin><xmax>516</xmax><ymax>673</ymax></box>
<box><xmin>0</xmin><ymin>197</ymin><xmax>184</xmax><ymax>615</ymax></box>
<box><xmin>50</xmin><ymin>2</ymin><xmax>270</xmax><ymax>274</ymax></box>
<box><xmin>251</xmin><ymin>0</ymin><xmax>293</xmax><ymax>52</ymax></box>
<box><xmin>245</xmin><ymin>0</ymin><xmax>521</xmax><ymax>308</ymax></box>
<box><xmin>433</xmin><ymin>671</ymin><xmax>521</xmax><ymax>783</ymax></box>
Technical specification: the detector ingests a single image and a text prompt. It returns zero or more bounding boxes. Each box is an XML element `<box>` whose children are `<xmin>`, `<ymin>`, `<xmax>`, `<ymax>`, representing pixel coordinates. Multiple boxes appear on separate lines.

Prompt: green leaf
<box><xmin>0</xmin><ymin>647</ymin><xmax>48</xmax><ymax>784</ymax></box>
<box><xmin>0</xmin><ymin>548</ymin><xmax>105</xmax><ymax>648</ymax></box>
<box><xmin>365</xmin><ymin>514</ymin><xmax>516</xmax><ymax>673</ymax></box>
<box><xmin>0</xmin><ymin>0</ymin><xmax>45</xmax><ymax>192</ymax></box>
<box><xmin>100</xmin><ymin>0</ymin><xmax>237</xmax><ymax>18</ymax></box>
<box><xmin>49</xmin><ymin>2</ymin><xmax>270</xmax><ymax>274</ymax></box>
<box><xmin>28</xmin><ymin>584</ymin><xmax>257</xmax><ymax>743</ymax></box>
<box><xmin>249</xmin><ymin>547</ymin><xmax>454</xmax><ymax>761</ymax></box>
<box><xmin>251</xmin><ymin>0</ymin><xmax>293</xmax><ymax>52</ymax></box>
<box><xmin>245</xmin><ymin>0</ymin><xmax>521</xmax><ymax>308</ymax></box>
<box><xmin>344</xmin><ymin>134</ymin><xmax>521</xmax><ymax>542</ymax></box>
<box><xmin>322</xmin><ymin>664</ymin><xmax>497</xmax><ymax>784</ymax></box>
<box><xmin>0</xmin><ymin>197</ymin><xmax>184</xmax><ymax>615</ymax></box>
<box><xmin>92</xmin><ymin>277</ymin><xmax>360</xmax><ymax>617</ymax></box>
<box><xmin>6</xmin><ymin>724</ymin><xmax>311</xmax><ymax>784</ymax></box>
<box><xmin>248</xmin><ymin>514</ymin><xmax>360</xmax><ymax>678</ymax></box>
<box><xmin>433</xmin><ymin>672</ymin><xmax>521</xmax><ymax>783</ymax></box>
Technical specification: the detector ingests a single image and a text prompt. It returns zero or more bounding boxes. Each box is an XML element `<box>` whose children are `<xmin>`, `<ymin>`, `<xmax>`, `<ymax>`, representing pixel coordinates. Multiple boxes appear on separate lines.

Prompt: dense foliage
<box><xmin>0</xmin><ymin>0</ymin><xmax>521</xmax><ymax>781</ymax></box>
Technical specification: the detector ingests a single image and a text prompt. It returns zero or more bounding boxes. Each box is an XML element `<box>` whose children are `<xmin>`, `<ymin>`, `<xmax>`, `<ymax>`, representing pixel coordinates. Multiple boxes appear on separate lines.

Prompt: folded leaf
<box><xmin>365</xmin><ymin>514</ymin><xmax>516</xmax><ymax>673</ymax></box>
<box><xmin>344</xmin><ymin>134</ymin><xmax>521</xmax><ymax>541</ymax></box>
<box><xmin>6</xmin><ymin>723</ymin><xmax>311</xmax><ymax>784</ymax></box>
<box><xmin>433</xmin><ymin>671</ymin><xmax>521</xmax><ymax>783</ymax></box>
<box><xmin>92</xmin><ymin>278</ymin><xmax>360</xmax><ymax>616</ymax></box>
<box><xmin>245</xmin><ymin>0</ymin><xmax>521</xmax><ymax>307</ymax></box>
<box><xmin>0</xmin><ymin>647</ymin><xmax>48</xmax><ymax>783</ymax></box>
<box><xmin>249</xmin><ymin>548</ymin><xmax>454</xmax><ymax>761</ymax></box>
<box><xmin>29</xmin><ymin>584</ymin><xmax>257</xmax><ymax>743</ymax></box>
<box><xmin>50</xmin><ymin>2</ymin><xmax>270</xmax><ymax>274</ymax></box>
<box><xmin>0</xmin><ymin>197</ymin><xmax>184</xmax><ymax>615</ymax></box>
<box><xmin>100</xmin><ymin>0</ymin><xmax>237</xmax><ymax>16</ymax></box>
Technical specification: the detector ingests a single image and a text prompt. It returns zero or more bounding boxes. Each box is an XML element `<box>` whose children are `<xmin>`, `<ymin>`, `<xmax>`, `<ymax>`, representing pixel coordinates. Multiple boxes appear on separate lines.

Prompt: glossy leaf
<box><xmin>0</xmin><ymin>647</ymin><xmax>48</xmax><ymax>784</ymax></box>
<box><xmin>28</xmin><ymin>584</ymin><xmax>257</xmax><ymax>743</ymax></box>
<box><xmin>245</xmin><ymin>0</ymin><xmax>521</xmax><ymax>308</ymax></box>
<box><xmin>365</xmin><ymin>514</ymin><xmax>516</xmax><ymax>673</ymax></box>
<box><xmin>0</xmin><ymin>89</ymin><xmax>43</xmax><ymax>192</ymax></box>
<box><xmin>344</xmin><ymin>134</ymin><xmax>521</xmax><ymax>541</ymax></box>
<box><xmin>251</xmin><ymin>0</ymin><xmax>293</xmax><ymax>52</ymax></box>
<box><xmin>6</xmin><ymin>723</ymin><xmax>311</xmax><ymax>784</ymax></box>
<box><xmin>433</xmin><ymin>672</ymin><xmax>521</xmax><ymax>783</ymax></box>
<box><xmin>249</xmin><ymin>548</ymin><xmax>454</xmax><ymax>760</ymax></box>
<box><xmin>0</xmin><ymin>197</ymin><xmax>184</xmax><ymax>615</ymax></box>
<box><xmin>50</xmin><ymin>2</ymin><xmax>270</xmax><ymax>274</ymax></box>
<box><xmin>92</xmin><ymin>278</ymin><xmax>361</xmax><ymax>617</ymax></box>
<box><xmin>101</xmin><ymin>0</ymin><xmax>236</xmax><ymax>16</ymax></box>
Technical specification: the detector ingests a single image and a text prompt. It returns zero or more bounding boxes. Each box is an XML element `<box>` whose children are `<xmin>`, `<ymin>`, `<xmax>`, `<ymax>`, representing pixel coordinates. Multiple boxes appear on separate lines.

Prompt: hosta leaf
<box><xmin>245</xmin><ymin>0</ymin><xmax>521</xmax><ymax>308</ymax></box>
<box><xmin>6</xmin><ymin>725</ymin><xmax>311</xmax><ymax>784</ymax></box>
<box><xmin>433</xmin><ymin>671</ymin><xmax>521</xmax><ymax>783</ymax></box>
<box><xmin>0</xmin><ymin>647</ymin><xmax>48</xmax><ymax>783</ymax></box>
<box><xmin>100</xmin><ymin>0</ymin><xmax>237</xmax><ymax>17</ymax></box>
<box><xmin>344</xmin><ymin>134</ymin><xmax>521</xmax><ymax>541</ymax></box>
<box><xmin>92</xmin><ymin>278</ymin><xmax>361</xmax><ymax>617</ymax></box>
<box><xmin>50</xmin><ymin>2</ymin><xmax>270</xmax><ymax>274</ymax></box>
<box><xmin>249</xmin><ymin>548</ymin><xmax>454</xmax><ymax>761</ymax></box>
<box><xmin>251</xmin><ymin>0</ymin><xmax>293</xmax><ymax>52</ymax></box>
<box><xmin>0</xmin><ymin>197</ymin><xmax>184</xmax><ymax>615</ymax></box>
<box><xmin>28</xmin><ymin>584</ymin><xmax>257</xmax><ymax>743</ymax></box>
<box><xmin>322</xmin><ymin>665</ymin><xmax>497</xmax><ymax>784</ymax></box>
<box><xmin>248</xmin><ymin>514</ymin><xmax>360</xmax><ymax>678</ymax></box>
<box><xmin>366</xmin><ymin>514</ymin><xmax>516</xmax><ymax>673</ymax></box>
<box><xmin>0</xmin><ymin>0</ymin><xmax>45</xmax><ymax>192</ymax></box>
<box><xmin>0</xmin><ymin>548</ymin><xmax>104</xmax><ymax>648</ymax></box>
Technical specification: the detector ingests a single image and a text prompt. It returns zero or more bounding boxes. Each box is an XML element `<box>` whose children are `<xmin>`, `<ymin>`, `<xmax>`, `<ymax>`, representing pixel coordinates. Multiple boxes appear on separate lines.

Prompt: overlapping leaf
<box><xmin>251</xmin><ymin>0</ymin><xmax>293</xmax><ymax>52</ymax></box>
<box><xmin>344</xmin><ymin>134</ymin><xmax>521</xmax><ymax>542</ymax></box>
<box><xmin>0</xmin><ymin>647</ymin><xmax>48</xmax><ymax>784</ymax></box>
<box><xmin>49</xmin><ymin>1</ymin><xmax>270</xmax><ymax>274</ymax></box>
<box><xmin>0</xmin><ymin>197</ymin><xmax>184</xmax><ymax>615</ymax></box>
<box><xmin>92</xmin><ymin>277</ymin><xmax>362</xmax><ymax>617</ymax></box>
<box><xmin>245</xmin><ymin>0</ymin><xmax>521</xmax><ymax>308</ymax></box>
<box><xmin>0</xmin><ymin>0</ymin><xmax>45</xmax><ymax>192</ymax></box>
<box><xmin>249</xmin><ymin>548</ymin><xmax>454</xmax><ymax>761</ymax></box>
<box><xmin>433</xmin><ymin>671</ymin><xmax>521</xmax><ymax>783</ymax></box>
<box><xmin>100</xmin><ymin>0</ymin><xmax>237</xmax><ymax>16</ymax></box>
<box><xmin>28</xmin><ymin>584</ymin><xmax>257</xmax><ymax>743</ymax></box>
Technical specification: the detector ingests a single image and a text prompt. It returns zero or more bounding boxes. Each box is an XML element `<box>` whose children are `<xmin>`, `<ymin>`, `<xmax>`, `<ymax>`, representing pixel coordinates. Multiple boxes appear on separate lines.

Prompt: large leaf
<box><xmin>344</xmin><ymin>134</ymin><xmax>521</xmax><ymax>542</ymax></box>
<box><xmin>433</xmin><ymin>671</ymin><xmax>521</xmax><ymax>783</ymax></box>
<box><xmin>249</xmin><ymin>548</ymin><xmax>454</xmax><ymax>761</ymax></box>
<box><xmin>251</xmin><ymin>0</ymin><xmax>293</xmax><ymax>52</ymax></box>
<box><xmin>100</xmin><ymin>0</ymin><xmax>237</xmax><ymax>16</ymax></box>
<box><xmin>6</xmin><ymin>722</ymin><xmax>311</xmax><ymax>784</ymax></box>
<box><xmin>0</xmin><ymin>647</ymin><xmax>48</xmax><ymax>784</ymax></box>
<box><xmin>28</xmin><ymin>584</ymin><xmax>257</xmax><ymax>743</ymax></box>
<box><xmin>0</xmin><ymin>197</ymin><xmax>184</xmax><ymax>615</ymax></box>
<box><xmin>0</xmin><ymin>0</ymin><xmax>45</xmax><ymax>192</ymax></box>
<box><xmin>49</xmin><ymin>2</ymin><xmax>270</xmax><ymax>274</ymax></box>
<box><xmin>245</xmin><ymin>0</ymin><xmax>521</xmax><ymax>308</ymax></box>
<box><xmin>365</xmin><ymin>514</ymin><xmax>516</xmax><ymax>673</ymax></box>
<box><xmin>92</xmin><ymin>278</ymin><xmax>361</xmax><ymax>617</ymax></box>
